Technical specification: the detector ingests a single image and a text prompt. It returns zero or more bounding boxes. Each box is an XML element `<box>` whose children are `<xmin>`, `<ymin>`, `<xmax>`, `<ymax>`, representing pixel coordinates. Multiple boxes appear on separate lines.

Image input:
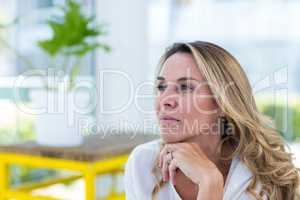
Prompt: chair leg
<box><xmin>0</xmin><ymin>162</ymin><xmax>8</xmax><ymax>200</ymax></box>
<box><xmin>85</xmin><ymin>173</ymin><xmax>96</xmax><ymax>200</ymax></box>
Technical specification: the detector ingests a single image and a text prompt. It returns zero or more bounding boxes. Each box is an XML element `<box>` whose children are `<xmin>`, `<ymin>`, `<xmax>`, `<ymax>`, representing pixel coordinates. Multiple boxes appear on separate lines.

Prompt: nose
<box><xmin>163</xmin><ymin>96</ymin><xmax>178</xmax><ymax>109</ymax></box>
<box><xmin>155</xmin><ymin>82</ymin><xmax>179</xmax><ymax>112</ymax></box>
<box><xmin>160</xmin><ymin>89</ymin><xmax>179</xmax><ymax>110</ymax></box>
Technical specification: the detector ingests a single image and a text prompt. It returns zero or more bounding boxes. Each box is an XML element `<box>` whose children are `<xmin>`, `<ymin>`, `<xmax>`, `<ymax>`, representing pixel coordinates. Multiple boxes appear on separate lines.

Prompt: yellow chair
<box><xmin>0</xmin><ymin>134</ymin><xmax>157</xmax><ymax>200</ymax></box>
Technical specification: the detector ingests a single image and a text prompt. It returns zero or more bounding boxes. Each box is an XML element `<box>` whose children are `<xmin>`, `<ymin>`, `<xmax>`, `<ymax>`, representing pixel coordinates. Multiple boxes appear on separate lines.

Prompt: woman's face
<box><xmin>155</xmin><ymin>53</ymin><xmax>221</xmax><ymax>143</ymax></box>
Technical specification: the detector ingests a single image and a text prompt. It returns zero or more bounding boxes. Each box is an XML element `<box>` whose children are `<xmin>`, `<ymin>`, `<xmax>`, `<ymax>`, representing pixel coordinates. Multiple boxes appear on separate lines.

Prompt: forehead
<box><xmin>158</xmin><ymin>53</ymin><xmax>205</xmax><ymax>81</ymax></box>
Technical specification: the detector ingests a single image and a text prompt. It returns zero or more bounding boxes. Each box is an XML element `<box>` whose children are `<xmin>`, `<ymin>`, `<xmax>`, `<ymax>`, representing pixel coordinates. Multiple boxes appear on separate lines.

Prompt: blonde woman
<box><xmin>124</xmin><ymin>41</ymin><xmax>300</xmax><ymax>200</ymax></box>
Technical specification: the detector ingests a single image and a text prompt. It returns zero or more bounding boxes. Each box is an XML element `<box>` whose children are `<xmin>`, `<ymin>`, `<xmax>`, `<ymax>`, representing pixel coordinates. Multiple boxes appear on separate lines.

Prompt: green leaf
<box><xmin>63</xmin><ymin>42</ymin><xmax>111</xmax><ymax>57</ymax></box>
<box><xmin>36</xmin><ymin>0</ymin><xmax>111</xmax><ymax>90</ymax></box>
<box><xmin>38</xmin><ymin>0</ymin><xmax>110</xmax><ymax>56</ymax></box>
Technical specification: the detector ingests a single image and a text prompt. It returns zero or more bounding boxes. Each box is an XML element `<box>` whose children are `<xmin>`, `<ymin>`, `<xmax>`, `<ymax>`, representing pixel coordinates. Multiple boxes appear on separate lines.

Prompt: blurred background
<box><xmin>0</xmin><ymin>0</ymin><xmax>299</xmax><ymax>199</ymax></box>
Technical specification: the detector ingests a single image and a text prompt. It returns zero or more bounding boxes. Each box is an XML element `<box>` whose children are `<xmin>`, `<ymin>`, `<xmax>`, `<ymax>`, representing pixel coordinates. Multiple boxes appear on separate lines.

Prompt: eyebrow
<box><xmin>156</xmin><ymin>76</ymin><xmax>199</xmax><ymax>82</ymax></box>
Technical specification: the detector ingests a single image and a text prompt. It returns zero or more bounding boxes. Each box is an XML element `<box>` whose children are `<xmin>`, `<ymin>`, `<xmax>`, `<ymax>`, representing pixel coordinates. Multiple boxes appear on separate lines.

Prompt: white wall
<box><xmin>95</xmin><ymin>0</ymin><xmax>156</xmax><ymax>135</ymax></box>
<box><xmin>0</xmin><ymin>0</ymin><xmax>17</xmax><ymax>76</ymax></box>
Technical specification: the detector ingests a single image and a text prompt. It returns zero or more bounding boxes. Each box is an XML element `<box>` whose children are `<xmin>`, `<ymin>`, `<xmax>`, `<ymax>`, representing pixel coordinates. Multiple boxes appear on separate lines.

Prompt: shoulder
<box><xmin>224</xmin><ymin>155</ymin><xmax>267</xmax><ymax>200</ymax></box>
<box><xmin>124</xmin><ymin>139</ymin><xmax>162</xmax><ymax>199</ymax></box>
<box><xmin>125</xmin><ymin>139</ymin><xmax>162</xmax><ymax>175</ymax></box>
<box><xmin>129</xmin><ymin>139</ymin><xmax>162</xmax><ymax>161</ymax></box>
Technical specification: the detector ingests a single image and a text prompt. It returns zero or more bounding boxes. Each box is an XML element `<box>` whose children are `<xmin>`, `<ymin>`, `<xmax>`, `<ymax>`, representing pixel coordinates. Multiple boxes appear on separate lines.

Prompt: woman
<box><xmin>124</xmin><ymin>41</ymin><xmax>300</xmax><ymax>200</ymax></box>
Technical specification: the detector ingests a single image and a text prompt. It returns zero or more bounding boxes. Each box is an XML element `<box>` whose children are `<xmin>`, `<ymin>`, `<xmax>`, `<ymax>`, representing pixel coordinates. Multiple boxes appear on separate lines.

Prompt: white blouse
<box><xmin>124</xmin><ymin>139</ymin><xmax>265</xmax><ymax>200</ymax></box>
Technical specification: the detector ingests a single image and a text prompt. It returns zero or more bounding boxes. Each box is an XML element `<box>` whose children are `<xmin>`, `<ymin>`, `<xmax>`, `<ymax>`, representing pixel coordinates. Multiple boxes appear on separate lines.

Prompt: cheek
<box><xmin>179</xmin><ymin>94</ymin><xmax>217</xmax><ymax>114</ymax></box>
<box><xmin>191</xmin><ymin>89</ymin><xmax>219</xmax><ymax>114</ymax></box>
<box><xmin>179</xmin><ymin>97</ymin><xmax>219</xmax><ymax>136</ymax></box>
<box><xmin>195</xmin><ymin>98</ymin><xmax>219</xmax><ymax>114</ymax></box>
<box><xmin>181</xmin><ymin>94</ymin><xmax>220</xmax><ymax>125</ymax></box>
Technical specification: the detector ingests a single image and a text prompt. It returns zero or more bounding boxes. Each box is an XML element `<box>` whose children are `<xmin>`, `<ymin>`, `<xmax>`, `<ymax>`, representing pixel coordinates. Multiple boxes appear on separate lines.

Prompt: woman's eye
<box><xmin>178</xmin><ymin>84</ymin><xmax>194</xmax><ymax>93</ymax></box>
<box><xmin>156</xmin><ymin>84</ymin><xmax>167</xmax><ymax>91</ymax></box>
<box><xmin>155</xmin><ymin>83</ymin><xmax>194</xmax><ymax>93</ymax></box>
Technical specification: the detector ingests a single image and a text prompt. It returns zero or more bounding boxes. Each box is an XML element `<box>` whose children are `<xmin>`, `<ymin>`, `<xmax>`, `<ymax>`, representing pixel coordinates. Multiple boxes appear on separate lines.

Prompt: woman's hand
<box><xmin>158</xmin><ymin>142</ymin><xmax>224</xmax><ymax>199</ymax></box>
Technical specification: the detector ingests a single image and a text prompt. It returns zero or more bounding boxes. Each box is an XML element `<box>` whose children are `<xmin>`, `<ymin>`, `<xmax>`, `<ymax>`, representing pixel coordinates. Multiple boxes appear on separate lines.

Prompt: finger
<box><xmin>164</xmin><ymin>143</ymin><xmax>182</xmax><ymax>153</ymax></box>
<box><xmin>159</xmin><ymin>147</ymin><xmax>169</xmax><ymax>168</ymax></box>
<box><xmin>169</xmin><ymin>159</ymin><xmax>178</xmax><ymax>185</ymax></box>
<box><xmin>162</xmin><ymin>153</ymin><xmax>173</xmax><ymax>182</ymax></box>
<box><xmin>160</xmin><ymin>143</ymin><xmax>183</xmax><ymax>168</ymax></box>
<box><xmin>159</xmin><ymin>143</ymin><xmax>177</xmax><ymax>168</ymax></box>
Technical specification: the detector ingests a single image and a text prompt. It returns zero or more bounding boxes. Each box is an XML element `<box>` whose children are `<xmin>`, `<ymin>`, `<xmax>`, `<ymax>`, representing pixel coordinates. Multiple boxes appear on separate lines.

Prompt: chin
<box><xmin>160</xmin><ymin>131</ymin><xmax>186</xmax><ymax>143</ymax></box>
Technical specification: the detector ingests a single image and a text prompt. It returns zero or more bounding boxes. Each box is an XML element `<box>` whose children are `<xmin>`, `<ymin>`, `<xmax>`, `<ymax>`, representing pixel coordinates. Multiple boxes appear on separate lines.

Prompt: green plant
<box><xmin>260</xmin><ymin>103</ymin><xmax>300</xmax><ymax>141</ymax></box>
<box><xmin>38</xmin><ymin>0</ymin><xmax>110</xmax><ymax>91</ymax></box>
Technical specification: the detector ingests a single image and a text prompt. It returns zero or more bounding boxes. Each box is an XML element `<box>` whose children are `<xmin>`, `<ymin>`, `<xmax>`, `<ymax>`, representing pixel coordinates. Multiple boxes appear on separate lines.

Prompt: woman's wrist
<box><xmin>195</xmin><ymin>167</ymin><xmax>224</xmax><ymax>185</ymax></box>
<box><xmin>196</xmin><ymin>171</ymin><xmax>224</xmax><ymax>200</ymax></box>
<box><xmin>197</xmin><ymin>181</ymin><xmax>224</xmax><ymax>200</ymax></box>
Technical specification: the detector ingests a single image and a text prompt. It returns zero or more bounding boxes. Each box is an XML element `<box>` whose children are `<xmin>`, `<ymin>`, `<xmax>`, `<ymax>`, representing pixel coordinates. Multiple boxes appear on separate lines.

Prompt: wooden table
<box><xmin>0</xmin><ymin>133</ymin><xmax>159</xmax><ymax>200</ymax></box>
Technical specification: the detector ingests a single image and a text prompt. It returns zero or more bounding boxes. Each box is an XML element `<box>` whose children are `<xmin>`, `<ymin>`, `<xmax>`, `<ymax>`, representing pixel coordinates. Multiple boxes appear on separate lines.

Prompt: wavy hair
<box><xmin>151</xmin><ymin>41</ymin><xmax>300</xmax><ymax>200</ymax></box>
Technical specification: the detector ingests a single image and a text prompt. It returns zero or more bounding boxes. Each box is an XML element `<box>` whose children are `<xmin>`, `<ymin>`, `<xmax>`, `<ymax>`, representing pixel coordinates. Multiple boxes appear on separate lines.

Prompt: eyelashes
<box><xmin>156</xmin><ymin>83</ymin><xmax>194</xmax><ymax>93</ymax></box>
<box><xmin>156</xmin><ymin>84</ymin><xmax>167</xmax><ymax>91</ymax></box>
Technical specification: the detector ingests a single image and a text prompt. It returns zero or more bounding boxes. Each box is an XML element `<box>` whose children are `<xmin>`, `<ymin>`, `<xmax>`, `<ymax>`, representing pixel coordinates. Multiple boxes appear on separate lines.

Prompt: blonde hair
<box><xmin>151</xmin><ymin>41</ymin><xmax>300</xmax><ymax>200</ymax></box>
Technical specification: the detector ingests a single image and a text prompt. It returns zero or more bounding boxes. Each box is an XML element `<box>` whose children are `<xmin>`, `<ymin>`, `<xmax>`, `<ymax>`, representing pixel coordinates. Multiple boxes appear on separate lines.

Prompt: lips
<box><xmin>159</xmin><ymin>115</ymin><xmax>180</xmax><ymax>122</ymax></box>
